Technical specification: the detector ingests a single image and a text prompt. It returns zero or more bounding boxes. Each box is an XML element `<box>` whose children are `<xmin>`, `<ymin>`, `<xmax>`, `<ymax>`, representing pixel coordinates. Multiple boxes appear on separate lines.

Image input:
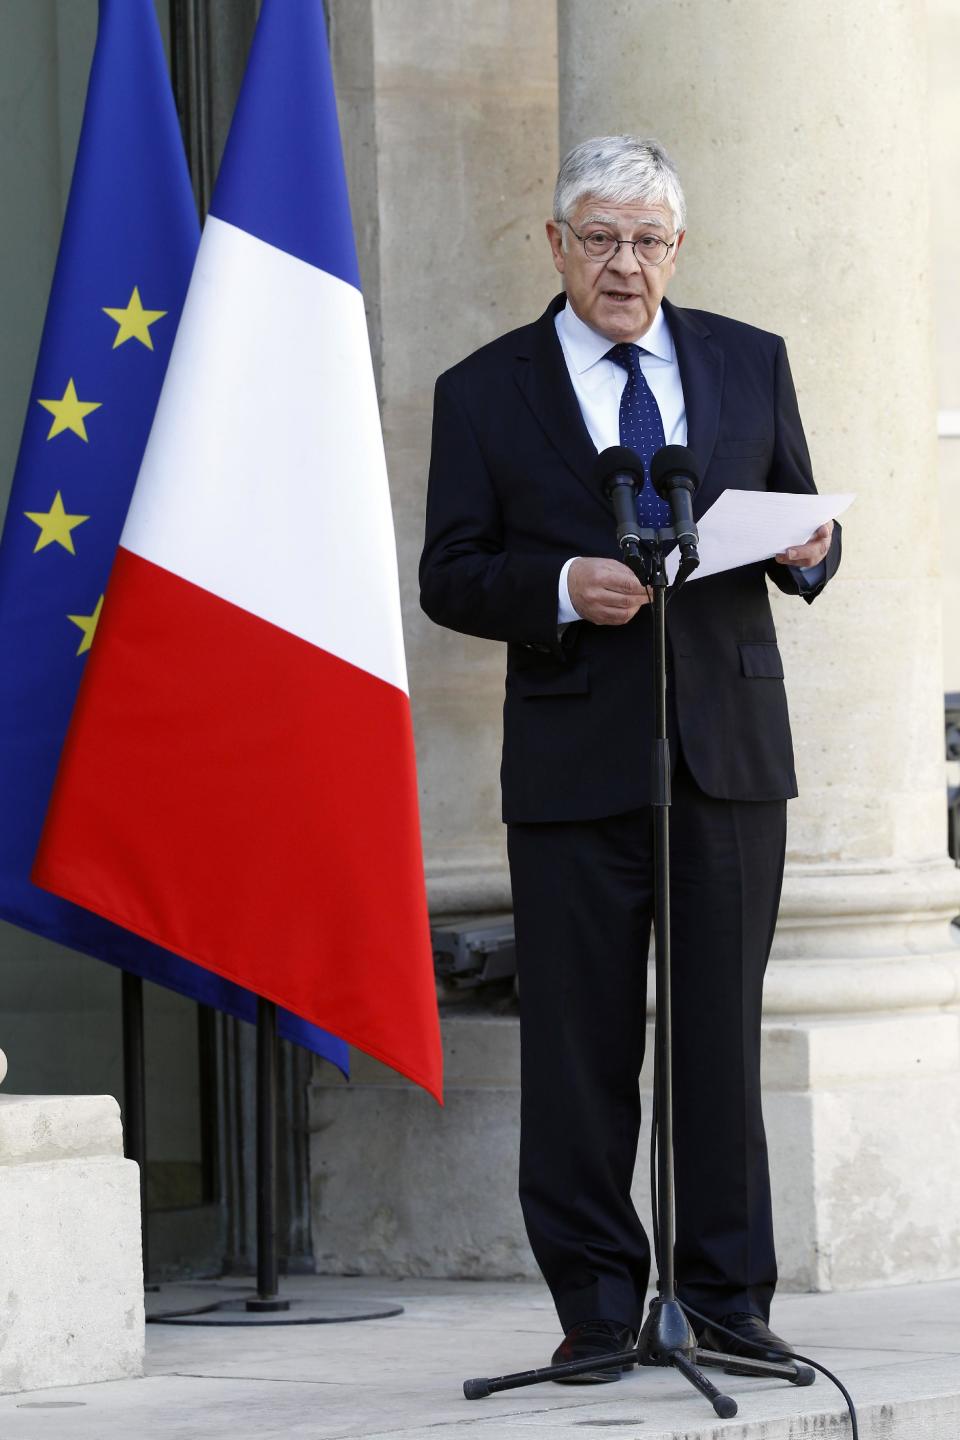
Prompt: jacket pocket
<box><xmin>739</xmin><ymin>642</ymin><xmax>784</xmax><ymax>678</ymax></box>
<box><xmin>510</xmin><ymin>658</ymin><xmax>590</xmax><ymax>698</ymax></box>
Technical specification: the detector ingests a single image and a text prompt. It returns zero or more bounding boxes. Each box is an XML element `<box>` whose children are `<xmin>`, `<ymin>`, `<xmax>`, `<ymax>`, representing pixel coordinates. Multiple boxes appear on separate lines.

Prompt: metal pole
<box><xmin>169</xmin><ymin>0</ymin><xmax>214</xmax><ymax>219</ymax></box>
<box><xmin>651</xmin><ymin>575</ymin><xmax>676</xmax><ymax>1303</ymax></box>
<box><xmin>121</xmin><ymin>970</ymin><xmax>149</xmax><ymax>1283</ymax></box>
<box><xmin>246</xmin><ymin>998</ymin><xmax>290</xmax><ymax>1311</ymax></box>
<box><xmin>634</xmin><ymin>551</ymin><xmax>697</xmax><ymax>1365</ymax></box>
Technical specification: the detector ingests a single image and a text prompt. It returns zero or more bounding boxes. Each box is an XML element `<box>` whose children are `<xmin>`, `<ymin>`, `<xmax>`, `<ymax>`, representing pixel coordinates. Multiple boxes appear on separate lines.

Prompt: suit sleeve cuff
<box><xmin>558</xmin><ymin>556</ymin><xmax>581</xmax><ymax>624</ymax></box>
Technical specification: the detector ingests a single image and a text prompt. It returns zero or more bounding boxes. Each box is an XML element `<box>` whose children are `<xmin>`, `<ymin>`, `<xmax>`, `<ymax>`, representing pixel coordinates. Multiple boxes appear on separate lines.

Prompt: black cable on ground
<box><xmin>678</xmin><ymin>1300</ymin><xmax>859</xmax><ymax>1440</ymax></box>
<box><xmin>648</xmin><ymin>1068</ymin><xmax>859</xmax><ymax>1437</ymax></box>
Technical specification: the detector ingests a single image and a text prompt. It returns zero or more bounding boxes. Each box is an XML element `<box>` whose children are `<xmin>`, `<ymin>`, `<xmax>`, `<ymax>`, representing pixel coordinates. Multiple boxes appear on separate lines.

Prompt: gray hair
<box><xmin>553</xmin><ymin>135</ymin><xmax>686</xmax><ymax>233</ymax></box>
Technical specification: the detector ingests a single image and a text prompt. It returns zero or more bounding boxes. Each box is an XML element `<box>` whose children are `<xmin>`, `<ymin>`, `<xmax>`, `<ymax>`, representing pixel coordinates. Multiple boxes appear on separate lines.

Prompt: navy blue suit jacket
<box><xmin>420</xmin><ymin>294</ymin><xmax>841</xmax><ymax>823</ymax></box>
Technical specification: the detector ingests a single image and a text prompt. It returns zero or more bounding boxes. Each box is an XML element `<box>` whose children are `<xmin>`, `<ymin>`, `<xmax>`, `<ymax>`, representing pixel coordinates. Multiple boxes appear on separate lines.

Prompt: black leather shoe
<box><xmin>696</xmin><ymin>1311</ymin><xmax>793</xmax><ymax>1365</ymax></box>
<box><xmin>551</xmin><ymin>1320</ymin><xmax>636</xmax><ymax>1385</ymax></box>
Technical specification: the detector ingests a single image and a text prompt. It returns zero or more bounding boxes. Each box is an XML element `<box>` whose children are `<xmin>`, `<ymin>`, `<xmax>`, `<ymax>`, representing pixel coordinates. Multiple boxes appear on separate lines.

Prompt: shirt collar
<box><xmin>556</xmin><ymin>298</ymin><xmax>675</xmax><ymax>375</ymax></box>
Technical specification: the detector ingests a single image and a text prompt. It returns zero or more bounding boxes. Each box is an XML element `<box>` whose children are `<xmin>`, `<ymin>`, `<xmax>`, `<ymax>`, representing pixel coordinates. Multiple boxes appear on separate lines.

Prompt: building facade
<box><xmin>2</xmin><ymin>0</ymin><xmax>959</xmax><ymax>1288</ymax></box>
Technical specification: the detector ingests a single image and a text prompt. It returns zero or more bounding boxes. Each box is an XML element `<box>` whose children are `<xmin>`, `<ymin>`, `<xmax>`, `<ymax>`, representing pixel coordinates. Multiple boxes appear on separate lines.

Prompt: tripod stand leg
<box><xmin>463</xmin><ymin>1346</ymin><xmax>640</xmax><ymax>1398</ymax></box>
<box><xmin>695</xmin><ymin>1347</ymin><xmax>816</xmax><ymax>1385</ymax></box>
<box><xmin>672</xmin><ymin>1353</ymin><xmax>738</xmax><ymax>1419</ymax></box>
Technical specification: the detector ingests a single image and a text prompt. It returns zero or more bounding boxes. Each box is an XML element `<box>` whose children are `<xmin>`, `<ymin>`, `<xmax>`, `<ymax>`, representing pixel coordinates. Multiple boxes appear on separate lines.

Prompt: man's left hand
<box><xmin>774</xmin><ymin>520</ymin><xmax>833</xmax><ymax>568</ymax></box>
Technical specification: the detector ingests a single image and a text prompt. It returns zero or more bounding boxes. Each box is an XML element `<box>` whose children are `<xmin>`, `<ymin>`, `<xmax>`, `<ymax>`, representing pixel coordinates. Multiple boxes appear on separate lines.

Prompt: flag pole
<box><xmin>171</xmin><ymin>0</ymin><xmax>295</xmax><ymax>1314</ymax></box>
<box><xmin>147</xmin><ymin>995</ymin><xmax>405</xmax><ymax>1325</ymax></box>
<box><xmin>246</xmin><ymin>998</ymin><xmax>290</xmax><ymax>1312</ymax></box>
<box><xmin>121</xmin><ymin>971</ymin><xmax>149</xmax><ymax>1283</ymax></box>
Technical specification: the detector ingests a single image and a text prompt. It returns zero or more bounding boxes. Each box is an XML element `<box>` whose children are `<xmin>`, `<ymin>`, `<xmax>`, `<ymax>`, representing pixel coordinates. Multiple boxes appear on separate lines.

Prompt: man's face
<box><xmin>546</xmin><ymin>197</ymin><xmax>684</xmax><ymax>343</ymax></box>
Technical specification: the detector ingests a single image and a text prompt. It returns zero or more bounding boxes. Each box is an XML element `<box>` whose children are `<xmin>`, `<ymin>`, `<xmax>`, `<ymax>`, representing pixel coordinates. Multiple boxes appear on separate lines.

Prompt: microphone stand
<box><xmin>618</xmin><ymin>522</ymin><xmax>742</xmax><ymax>1411</ymax></box>
<box><xmin>463</xmin><ymin>513</ymin><xmax>815</xmax><ymax>1417</ymax></box>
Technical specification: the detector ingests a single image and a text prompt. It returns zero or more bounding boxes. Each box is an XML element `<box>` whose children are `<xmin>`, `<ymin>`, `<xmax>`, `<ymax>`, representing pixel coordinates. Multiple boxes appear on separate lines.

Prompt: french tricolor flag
<box><xmin>35</xmin><ymin>0</ymin><xmax>443</xmax><ymax>1101</ymax></box>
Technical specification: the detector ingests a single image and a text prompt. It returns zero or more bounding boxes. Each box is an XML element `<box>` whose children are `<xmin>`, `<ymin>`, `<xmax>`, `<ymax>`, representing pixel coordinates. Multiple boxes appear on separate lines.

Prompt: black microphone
<box><xmin>592</xmin><ymin>445</ymin><xmax>645</xmax><ymax>557</ymax></box>
<box><xmin>650</xmin><ymin>445</ymin><xmax>701</xmax><ymax>567</ymax></box>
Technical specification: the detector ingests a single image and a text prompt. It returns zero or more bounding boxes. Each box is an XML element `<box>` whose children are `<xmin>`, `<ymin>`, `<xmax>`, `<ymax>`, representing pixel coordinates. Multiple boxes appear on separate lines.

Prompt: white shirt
<box><xmin>554</xmin><ymin>301</ymin><xmax>686</xmax><ymax>623</ymax></box>
<box><xmin>555</xmin><ymin>299</ymin><xmax>687</xmax><ymax>453</ymax></box>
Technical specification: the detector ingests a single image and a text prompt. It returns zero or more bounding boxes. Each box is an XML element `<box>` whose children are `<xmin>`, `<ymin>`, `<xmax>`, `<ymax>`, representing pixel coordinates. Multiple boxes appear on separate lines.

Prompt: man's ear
<box><xmin>675</xmin><ymin>229</ymin><xmax>686</xmax><ymax>255</ymax></box>
<box><xmin>546</xmin><ymin>219</ymin><xmax>566</xmax><ymax>275</ymax></box>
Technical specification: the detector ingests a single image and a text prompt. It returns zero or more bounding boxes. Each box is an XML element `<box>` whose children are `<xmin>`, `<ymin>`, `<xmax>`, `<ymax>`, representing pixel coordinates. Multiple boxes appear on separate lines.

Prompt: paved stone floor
<box><xmin>2</xmin><ymin>1276</ymin><xmax>960</xmax><ymax>1439</ymax></box>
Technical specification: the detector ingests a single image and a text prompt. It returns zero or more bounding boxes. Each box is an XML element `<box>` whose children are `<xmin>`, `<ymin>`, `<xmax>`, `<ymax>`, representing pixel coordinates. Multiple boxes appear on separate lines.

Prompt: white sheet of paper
<box><xmin>664</xmin><ymin>490</ymin><xmax>854</xmax><ymax>583</ymax></box>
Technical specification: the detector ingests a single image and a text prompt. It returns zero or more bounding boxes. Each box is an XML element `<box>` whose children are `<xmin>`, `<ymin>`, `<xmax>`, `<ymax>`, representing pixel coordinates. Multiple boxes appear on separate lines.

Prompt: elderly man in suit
<box><xmin>420</xmin><ymin>135</ymin><xmax>839</xmax><ymax>1382</ymax></box>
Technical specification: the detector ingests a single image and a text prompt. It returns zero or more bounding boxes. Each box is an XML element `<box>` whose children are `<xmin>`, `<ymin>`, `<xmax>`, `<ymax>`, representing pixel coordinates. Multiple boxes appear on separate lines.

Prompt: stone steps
<box><xmin>2</xmin><ymin>1275</ymin><xmax>960</xmax><ymax>1438</ymax></box>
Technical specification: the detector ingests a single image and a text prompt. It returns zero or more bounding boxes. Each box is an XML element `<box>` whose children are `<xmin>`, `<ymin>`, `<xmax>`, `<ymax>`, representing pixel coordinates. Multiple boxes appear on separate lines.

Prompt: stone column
<box><xmin>329</xmin><ymin>0</ymin><xmax>559</xmax><ymax>914</ymax></box>
<box><xmin>307</xmin><ymin>1</ymin><xmax>559</xmax><ymax>1278</ymax></box>
<box><xmin>559</xmin><ymin>0</ymin><xmax>960</xmax><ymax>1287</ymax></box>
<box><xmin>928</xmin><ymin>0</ymin><xmax>960</xmax><ymax>693</ymax></box>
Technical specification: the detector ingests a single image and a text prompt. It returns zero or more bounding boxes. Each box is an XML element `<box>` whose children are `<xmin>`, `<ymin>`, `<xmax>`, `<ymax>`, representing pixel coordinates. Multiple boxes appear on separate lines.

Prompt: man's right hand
<box><xmin>567</xmin><ymin>558</ymin><xmax>652</xmax><ymax>625</ymax></box>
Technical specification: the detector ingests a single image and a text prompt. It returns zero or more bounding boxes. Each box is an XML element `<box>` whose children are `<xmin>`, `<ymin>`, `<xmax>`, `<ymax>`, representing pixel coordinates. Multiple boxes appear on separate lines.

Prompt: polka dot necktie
<box><xmin>606</xmin><ymin>343</ymin><xmax>672</xmax><ymax>528</ymax></box>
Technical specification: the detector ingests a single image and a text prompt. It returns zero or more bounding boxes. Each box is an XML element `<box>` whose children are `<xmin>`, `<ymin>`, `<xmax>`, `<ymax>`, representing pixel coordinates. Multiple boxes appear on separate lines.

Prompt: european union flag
<box><xmin>0</xmin><ymin>0</ymin><xmax>348</xmax><ymax>1073</ymax></box>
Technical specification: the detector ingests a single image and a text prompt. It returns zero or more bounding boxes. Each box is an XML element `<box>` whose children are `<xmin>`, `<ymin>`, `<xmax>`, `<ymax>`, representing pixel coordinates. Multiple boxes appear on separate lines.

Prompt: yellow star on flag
<box><xmin>37</xmin><ymin>379</ymin><xmax>102</xmax><ymax>442</ymax></box>
<box><xmin>24</xmin><ymin>491</ymin><xmax>90</xmax><ymax>554</ymax></box>
<box><xmin>67</xmin><ymin>594</ymin><xmax>104</xmax><ymax>655</ymax></box>
<box><xmin>103</xmin><ymin>286</ymin><xmax>167</xmax><ymax>350</ymax></box>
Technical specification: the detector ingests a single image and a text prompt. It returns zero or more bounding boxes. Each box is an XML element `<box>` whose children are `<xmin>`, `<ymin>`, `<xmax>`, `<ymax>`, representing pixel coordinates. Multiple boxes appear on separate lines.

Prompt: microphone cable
<box><xmin>647</xmin><ymin>1075</ymin><xmax>860</xmax><ymax>1438</ymax></box>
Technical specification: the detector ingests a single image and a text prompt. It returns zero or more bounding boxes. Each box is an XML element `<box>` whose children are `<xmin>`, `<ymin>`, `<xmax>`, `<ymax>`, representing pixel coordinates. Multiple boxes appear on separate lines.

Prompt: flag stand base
<box><xmin>145</xmin><ymin>1279</ymin><xmax>403</xmax><ymax>1327</ymax></box>
<box><xmin>148</xmin><ymin>1002</ymin><xmax>403</xmax><ymax>1327</ymax></box>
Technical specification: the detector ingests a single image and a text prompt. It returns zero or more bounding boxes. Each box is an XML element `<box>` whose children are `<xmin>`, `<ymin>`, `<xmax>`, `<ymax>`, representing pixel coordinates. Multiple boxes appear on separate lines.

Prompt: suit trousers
<box><xmin>506</xmin><ymin>750</ymin><xmax>787</xmax><ymax>1334</ymax></box>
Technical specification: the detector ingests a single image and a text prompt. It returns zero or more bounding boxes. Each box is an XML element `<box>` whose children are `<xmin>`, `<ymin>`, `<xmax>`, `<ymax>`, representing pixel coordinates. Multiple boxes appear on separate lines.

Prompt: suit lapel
<box><xmin>663</xmin><ymin>299</ymin><xmax>724</xmax><ymax>517</ymax></box>
<box><xmin>513</xmin><ymin>296</ymin><xmax>610</xmax><ymax>518</ymax></box>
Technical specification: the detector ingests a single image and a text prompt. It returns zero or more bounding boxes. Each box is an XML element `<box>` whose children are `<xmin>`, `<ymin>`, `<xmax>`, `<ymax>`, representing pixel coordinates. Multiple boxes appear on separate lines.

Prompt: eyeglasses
<box><xmin>566</xmin><ymin>224</ymin><xmax>678</xmax><ymax>267</ymax></box>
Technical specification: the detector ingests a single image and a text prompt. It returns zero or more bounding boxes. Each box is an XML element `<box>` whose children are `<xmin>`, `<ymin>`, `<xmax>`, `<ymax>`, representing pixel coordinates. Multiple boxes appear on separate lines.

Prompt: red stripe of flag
<box><xmin>34</xmin><ymin>548</ymin><xmax>443</xmax><ymax>1101</ymax></box>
